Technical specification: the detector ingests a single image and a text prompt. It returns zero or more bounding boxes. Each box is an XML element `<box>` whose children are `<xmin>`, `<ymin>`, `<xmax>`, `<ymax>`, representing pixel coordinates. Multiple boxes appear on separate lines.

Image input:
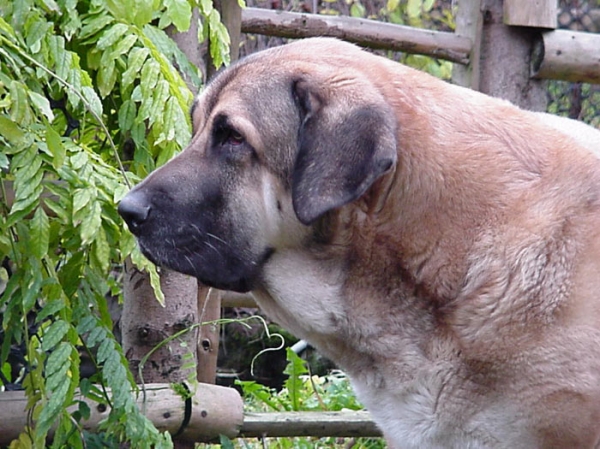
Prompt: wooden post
<box><xmin>452</xmin><ymin>0</ymin><xmax>484</xmax><ymax>90</ymax></box>
<box><xmin>477</xmin><ymin>0</ymin><xmax>549</xmax><ymax>111</ymax></box>
<box><xmin>122</xmin><ymin>261</ymin><xmax>199</xmax><ymax>385</ymax></box>
<box><xmin>503</xmin><ymin>0</ymin><xmax>557</xmax><ymax>29</ymax></box>
<box><xmin>197</xmin><ymin>286</ymin><xmax>221</xmax><ymax>383</ymax></box>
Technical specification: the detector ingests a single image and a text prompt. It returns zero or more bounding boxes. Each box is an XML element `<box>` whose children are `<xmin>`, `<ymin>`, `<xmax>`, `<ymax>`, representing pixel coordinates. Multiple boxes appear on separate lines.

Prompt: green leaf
<box><xmin>48</xmin><ymin>36</ymin><xmax>71</xmax><ymax>81</ymax></box>
<box><xmin>199</xmin><ymin>0</ymin><xmax>213</xmax><ymax>15</ymax></box>
<box><xmin>350</xmin><ymin>1</ymin><xmax>366</xmax><ymax>17</ymax></box>
<box><xmin>219</xmin><ymin>435</ymin><xmax>235</xmax><ymax>449</ymax></box>
<box><xmin>21</xmin><ymin>263</ymin><xmax>43</xmax><ymax>310</ymax></box>
<box><xmin>82</xmin><ymin>86</ymin><xmax>103</xmax><ymax>117</ymax></box>
<box><xmin>283</xmin><ymin>348</ymin><xmax>309</xmax><ymax>411</ymax></box>
<box><xmin>130</xmin><ymin>247</ymin><xmax>165</xmax><ymax>305</ymax></box>
<box><xmin>77</xmin><ymin>401</ymin><xmax>91</xmax><ymax>421</ymax></box>
<box><xmin>0</xmin><ymin>115</ymin><xmax>25</xmax><ymax>145</ymax></box>
<box><xmin>0</xmin><ymin>153</ymin><xmax>9</xmax><ymax>170</ymax></box>
<box><xmin>423</xmin><ymin>0</ymin><xmax>435</xmax><ymax>12</ymax></box>
<box><xmin>96</xmin><ymin>337</ymin><xmax>113</xmax><ymax>364</ymax></box>
<box><xmin>97</xmin><ymin>59</ymin><xmax>117</xmax><ymax>98</ymax></box>
<box><xmin>1</xmin><ymin>362</ymin><xmax>11</xmax><ymax>384</ymax></box>
<box><xmin>46</xmin><ymin>124</ymin><xmax>65</xmax><ymax>169</ymax></box>
<box><xmin>70</xmin><ymin>150</ymin><xmax>89</xmax><ymax>170</ymax></box>
<box><xmin>111</xmin><ymin>33</ymin><xmax>138</xmax><ymax>58</ymax></box>
<box><xmin>122</xmin><ymin>47</ymin><xmax>150</xmax><ymax>89</ymax></box>
<box><xmin>9</xmin><ymin>81</ymin><xmax>31</xmax><ymax>124</ymax></box>
<box><xmin>79</xmin><ymin>200</ymin><xmax>102</xmax><ymax>245</ymax></box>
<box><xmin>140</xmin><ymin>59</ymin><xmax>160</xmax><ymax>93</ymax></box>
<box><xmin>118</xmin><ymin>100</ymin><xmax>137</xmax><ymax>132</ymax></box>
<box><xmin>36</xmin><ymin>297</ymin><xmax>67</xmax><ymax>323</ymax></box>
<box><xmin>72</xmin><ymin>188</ymin><xmax>93</xmax><ymax>215</ymax></box>
<box><xmin>91</xmin><ymin>226</ymin><xmax>110</xmax><ymax>272</ymax></box>
<box><xmin>96</xmin><ymin>23</ymin><xmax>130</xmax><ymax>50</ymax></box>
<box><xmin>208</xmin><ymin>11</ymin><xmax>230</xmax><ymax>69</ymax></box>
<box><xmin>30</xmin><ymin>207</ymin><xmax>50</xmax><ymax>259</ymax></box>
<box><xmin>42</xmin><ymin>320</ymin><xmax>70</xmax><ymax>352</ymax></box>
<box><xmin>79</xmin><ymin>13</ymin><xmax>114</xmax><ymax>40</ymax></box>
<box><xmin>25</xmin><ymin>18</ymin><xmax>51</xmax><ymax>54</ymax></box>
<box><xmin>28</xmin><ymin>91</ymin><xmax>55</xmax><ymax>122</ymax></box>
<box><xmin>164</xmin><ymin>0</ymin><xmax>192</xmax><ymax>32</ymax></box>
<box><xmin>407</xmin><ymin>0</ymin><xmax>422</xmax><ymax>18</ymax></box>
<box><xmin>149</xmin><ymin>80</ymin><xmax>170</xmax><ymax>125</ymax></box>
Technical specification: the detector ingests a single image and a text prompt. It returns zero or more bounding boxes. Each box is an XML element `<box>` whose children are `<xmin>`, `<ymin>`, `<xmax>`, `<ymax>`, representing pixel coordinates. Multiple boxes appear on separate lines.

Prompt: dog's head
<box><xmin>118</xmin><ymin>38</ymin><xmax>397</xmax><ymax>292</ymax></box>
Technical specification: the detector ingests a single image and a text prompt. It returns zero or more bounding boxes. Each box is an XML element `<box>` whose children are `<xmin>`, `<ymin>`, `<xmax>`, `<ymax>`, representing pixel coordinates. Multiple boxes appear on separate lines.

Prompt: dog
<box><xmin>119</xmin><ymin>38</ymin><xmax>600</xmax><ymax>448</ymax></box>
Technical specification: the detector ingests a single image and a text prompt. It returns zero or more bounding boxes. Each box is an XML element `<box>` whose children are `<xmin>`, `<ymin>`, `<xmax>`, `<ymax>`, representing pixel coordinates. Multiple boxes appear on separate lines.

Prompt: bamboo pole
<box><xmin>0</xmin><ymin>383</ymin><xmax>243</xmax><ymax>446</ymax></box>
<box><xmin>531</xmin><ymin>30</ymin><xmax>600</xmax><ymax>84</ymax></box>
<box><xmin>240</xmin><ymin>8</ymin><xmax>472</xmax><ymax>65</ymax></box>
<box><xmin>240</xmin><ymin>411</ymin><xmax>381</xmax><ymax>438</ymax></box>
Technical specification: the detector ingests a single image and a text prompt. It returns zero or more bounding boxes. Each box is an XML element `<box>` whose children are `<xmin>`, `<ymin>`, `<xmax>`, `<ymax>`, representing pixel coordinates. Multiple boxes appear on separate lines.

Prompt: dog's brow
<box><xmin>202</xmin><ymin>62</ymin><xmax>245</xmax><ymax>116</ymax></box>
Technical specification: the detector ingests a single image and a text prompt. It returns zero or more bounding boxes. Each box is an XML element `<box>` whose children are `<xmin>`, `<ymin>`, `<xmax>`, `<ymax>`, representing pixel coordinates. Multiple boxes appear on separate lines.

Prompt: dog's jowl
<box><xmin>119</xmin><ymin>38</ymin><xmax>600</xmax><ymax>448</ymax></box>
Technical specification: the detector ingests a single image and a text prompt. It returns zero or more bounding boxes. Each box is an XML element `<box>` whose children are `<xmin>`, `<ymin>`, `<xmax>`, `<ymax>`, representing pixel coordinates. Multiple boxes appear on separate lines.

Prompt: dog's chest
<box><xmin>352</xmin><ymin>370</ymin><xmax>531</xmax><ymax>449</ymax></box>
<box><xmin>254</xmin><ymin>249</ymin><xmax>347</xmax><ymax>338</ymax></box>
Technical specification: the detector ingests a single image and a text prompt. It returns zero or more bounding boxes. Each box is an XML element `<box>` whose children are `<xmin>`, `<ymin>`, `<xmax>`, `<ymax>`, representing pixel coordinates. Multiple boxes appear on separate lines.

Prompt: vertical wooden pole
<box><xmin>196</xmin><ymin>286</ymin><xmax>221</xmax><ymax>384</ymax></box>
<box><xmin>122</xmin><ymin>261</ymin><xmax>199</xmax><ymax>449</ymax></box>
<box><xmin>122</xmin><ymin>260</ymin><xmax>199</xmax><ymax>385</ymax></box>
<box><xmin>455</xmin><ymin>0</ymin><xmax>549</xmax><ymax>112</ymax></box>
<box><xmin>478</xmin><ymin>0</ymin><xmax>548</xmax><ymax>111</ymax></box>
<box><xmin>452</xmin><ymin>0</ymin><xmax>484</xmax><ymax>90</ymax></box>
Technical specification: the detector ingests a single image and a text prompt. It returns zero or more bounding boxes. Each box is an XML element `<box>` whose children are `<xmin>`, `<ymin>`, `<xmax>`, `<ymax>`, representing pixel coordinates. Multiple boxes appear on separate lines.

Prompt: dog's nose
<box><xmin>118</xmin><ymin>192</ymin><xmax>151</xmax><ymax>235</ymax></box>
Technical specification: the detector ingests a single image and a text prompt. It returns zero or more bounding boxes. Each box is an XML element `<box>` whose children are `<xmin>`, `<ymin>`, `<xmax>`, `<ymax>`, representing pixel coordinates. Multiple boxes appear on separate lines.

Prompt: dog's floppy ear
<box><xmin>291</xmin><ymin>78</ymin><xmax>397</xmax><ymax>225</ymax></box>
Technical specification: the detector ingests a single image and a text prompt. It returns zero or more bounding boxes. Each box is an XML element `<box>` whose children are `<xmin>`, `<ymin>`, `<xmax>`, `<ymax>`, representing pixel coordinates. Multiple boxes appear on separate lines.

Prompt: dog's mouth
<box><xmin>135</xmin><ymin>232</ymin><xmax>274</xmax><ymax>293</ymax></box>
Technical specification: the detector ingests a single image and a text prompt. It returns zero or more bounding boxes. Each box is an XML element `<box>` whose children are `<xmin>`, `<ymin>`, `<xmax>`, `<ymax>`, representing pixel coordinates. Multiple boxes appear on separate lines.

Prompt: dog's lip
<box><xmin>135</xmin><ymin>241</ymin><xmax>276</xmax><ymax>293</ymax></box>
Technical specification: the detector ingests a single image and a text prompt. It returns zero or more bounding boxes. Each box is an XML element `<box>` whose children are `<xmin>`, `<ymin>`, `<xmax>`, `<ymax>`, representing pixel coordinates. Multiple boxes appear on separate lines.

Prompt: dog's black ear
<box><xmin>291</xmin><ymin>78</ymin><xmax>397</xmax><ymax>225</ymax></box>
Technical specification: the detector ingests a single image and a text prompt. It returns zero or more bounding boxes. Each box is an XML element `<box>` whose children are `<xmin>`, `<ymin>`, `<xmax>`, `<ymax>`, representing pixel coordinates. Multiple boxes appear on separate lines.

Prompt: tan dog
<box><xmin>119</xmin><ymin>38</ymin><xmax>600</xmax><ymax>448</ymax></box>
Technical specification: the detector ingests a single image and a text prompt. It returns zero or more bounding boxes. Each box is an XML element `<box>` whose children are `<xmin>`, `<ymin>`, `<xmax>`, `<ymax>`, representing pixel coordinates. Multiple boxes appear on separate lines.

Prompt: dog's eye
<box><xmin>226</xmin><ymin>130</ymin><xmax>244</xmax><ymax>146</ymax></box>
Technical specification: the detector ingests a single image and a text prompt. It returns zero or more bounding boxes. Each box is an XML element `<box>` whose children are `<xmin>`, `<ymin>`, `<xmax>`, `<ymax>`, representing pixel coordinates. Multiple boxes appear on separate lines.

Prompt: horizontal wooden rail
<box><xmin>240</xmin><ymin>411</ymin><xmax>381</xmax><ymax>438</ymax></box>
<box><xmin>1</xmin><ymin>388</ymin><xmax>381</xmax><ymax>442</ymax></box>
<box><xmin>0</xmin><ymin>383</ymin><xmax>243</xmax><ymax>445</ymax></box>
<box><xmin>531</xmin><ymin>29</ymin><xmax>600</xmax><ymax>84</ymax></box>
<box><xmin>241</xmin><ymin>7</ymin><xmax>472</xmax><ymax>64</ymax></box>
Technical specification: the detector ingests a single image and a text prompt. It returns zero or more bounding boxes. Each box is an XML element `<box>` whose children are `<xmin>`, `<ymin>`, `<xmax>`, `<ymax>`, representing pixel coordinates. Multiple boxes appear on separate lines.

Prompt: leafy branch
<box><xmin>0</xmin><ymin>0</ymin><xmax>233</xmax><ymax>446</ymax></box>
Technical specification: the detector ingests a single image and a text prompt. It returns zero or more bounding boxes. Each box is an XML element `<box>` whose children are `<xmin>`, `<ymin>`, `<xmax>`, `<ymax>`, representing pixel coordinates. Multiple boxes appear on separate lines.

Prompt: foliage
<box><xmin>547</xmin><ymin>81</ymin><xmax>600</xmax><ymax>128</ymax></box>
<box><xmin>0</xmin><ymin>0</ymin><xmax>231</xmax><ymax>447</ymax></box>
<box><xmin>207</xmin><ymin>350</ymin><xmax>385</xmax><ymax>449</ymax></box>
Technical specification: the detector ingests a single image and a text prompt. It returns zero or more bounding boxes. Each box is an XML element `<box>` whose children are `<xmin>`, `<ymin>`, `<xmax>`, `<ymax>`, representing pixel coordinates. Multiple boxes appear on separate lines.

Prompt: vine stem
<box><xmin>0</xmin><ymin>35</ymin><xmax>132</xmax><ymax>189</ymax></box>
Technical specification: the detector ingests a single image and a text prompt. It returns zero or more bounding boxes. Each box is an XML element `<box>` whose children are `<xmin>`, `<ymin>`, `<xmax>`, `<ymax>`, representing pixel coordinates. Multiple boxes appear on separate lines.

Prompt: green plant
<box><xmin>205</xmin><ymin>349</ymin><xmax>385</xmax><ymax>449</ymax></box>
<box><xmin>0</xmin><ymin>0</ymin><xmax>232</xmax><ymax>447</ymax></box>
<box><xmin>383</xmin><ymin>0</ymin><xmax>454</xmax><ymax>79</ymax></box>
